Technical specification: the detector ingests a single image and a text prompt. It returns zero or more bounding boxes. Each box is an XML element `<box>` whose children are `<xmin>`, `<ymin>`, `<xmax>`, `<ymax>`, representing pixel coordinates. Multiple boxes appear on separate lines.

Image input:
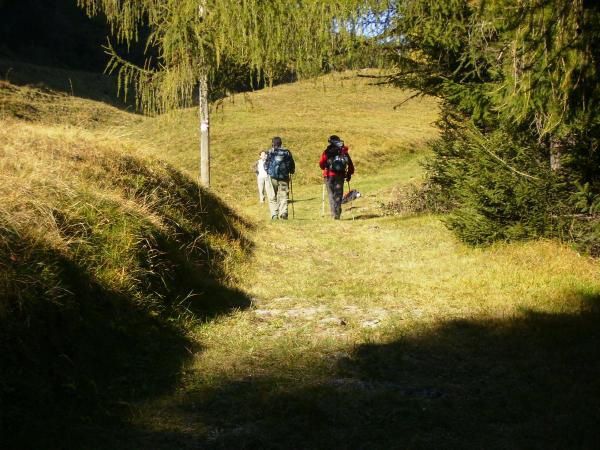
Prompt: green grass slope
<box><xmin>131</xmin><ymin>70</ymin><xmax>439</xmax><ymax>205</ymax></box>
<box><xmin>2</xmin><ymin>64</ymin><xmax>600</xmax><ymax>450</ymax></box>
<box><xmin>0</xmin><ymin>76</ymin><xmax>252</xmax><ymax>448</ymax></box>
<box><xmin>127</xmin><ymin>72</ymin><xmax>600</xmax><ymax>449</ymax></box>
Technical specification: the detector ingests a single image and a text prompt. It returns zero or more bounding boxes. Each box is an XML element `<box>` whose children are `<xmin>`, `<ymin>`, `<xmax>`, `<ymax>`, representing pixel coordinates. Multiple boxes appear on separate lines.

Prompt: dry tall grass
<box><xmin>0</xmin><ymin>79</ymin><xmax>252</xmax><ymax>447</ymax></box>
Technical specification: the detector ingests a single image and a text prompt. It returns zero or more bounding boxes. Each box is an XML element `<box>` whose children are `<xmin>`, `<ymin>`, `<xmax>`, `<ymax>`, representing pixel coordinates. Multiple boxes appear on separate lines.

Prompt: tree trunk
<box><xmin>199</xmin><ymin>73</ymin><xmax>210</xmax><ymax>187</ymax></box>
<box><xmin>550</xmin><ymin>137</ymin><xmax>562</xmax><ymax>171</ymax></box>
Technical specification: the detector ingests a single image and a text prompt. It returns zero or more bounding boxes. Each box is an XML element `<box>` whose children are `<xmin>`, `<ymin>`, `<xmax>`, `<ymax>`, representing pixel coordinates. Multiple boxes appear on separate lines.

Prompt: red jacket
<box><xmin>319</xmin><ymin>145</ymin><xmax>355</xmax><ymax>178</ymax></box>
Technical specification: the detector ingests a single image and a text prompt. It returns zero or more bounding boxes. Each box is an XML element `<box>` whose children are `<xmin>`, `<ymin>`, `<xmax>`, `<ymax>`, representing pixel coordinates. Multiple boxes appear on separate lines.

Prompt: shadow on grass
<box><xmin>160</xmin><ymin>291</ymin><xmax>600</xmax><ymax>450</ymax></box>
<box><xmin>350</xmin><ymin>213</ymin><xmax>382</xmax><ymax>220</ymax></box>
<box><xmin>1</xmin><ymin>246</ymin><xmax>187</xmax><ymax>449</ymax></box>
<box><xmin>0</xmin><ymin>58</ymin><xmax>132</xmax><ymax>110</ymax></box>
<box><xmin>0</xmin><ymin>160</ymin><xmax>253</xmax><ymax>448</ymax></box>
<box><xmin>161</xmin><ymin>164</ymin><xmax>255</xmax><ymax>248</ymax></box>
<box><xmin>288</xmin><ymin>197</ymin><xmax>317</xmax><ymax>204</ymax></box>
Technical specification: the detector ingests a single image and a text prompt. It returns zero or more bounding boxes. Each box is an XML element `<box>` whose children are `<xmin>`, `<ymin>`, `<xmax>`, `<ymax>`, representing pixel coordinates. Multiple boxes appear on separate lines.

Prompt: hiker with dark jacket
<box><xmin>265</xmin><ymin>136</ymin><xmax>295</xmax><ymax>220</ymax></box>
<box><xmin>319</xmin><ymin>135</ymin><xmax>354</xmax><ymax>220</ymax></box>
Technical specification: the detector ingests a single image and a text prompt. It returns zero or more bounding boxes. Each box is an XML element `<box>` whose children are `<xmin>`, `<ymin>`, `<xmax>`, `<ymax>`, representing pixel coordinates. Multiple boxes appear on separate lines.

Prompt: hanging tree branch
<box><xmin>78</xmin><ymin>0</ymin><xmax>392</xmax><ymax>115</ymax></box>
<box><xmin>464</xmin><ymin>127</ymin><xmax>541</xmax><ymax>181</ymax></box>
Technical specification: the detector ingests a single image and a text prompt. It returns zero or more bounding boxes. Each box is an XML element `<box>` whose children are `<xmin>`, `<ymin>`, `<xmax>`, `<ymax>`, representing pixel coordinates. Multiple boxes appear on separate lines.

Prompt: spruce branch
<box><xmin>464</xmin><ymin>127</ymin><xmax>541</xmax><ymax>181</ymax></box>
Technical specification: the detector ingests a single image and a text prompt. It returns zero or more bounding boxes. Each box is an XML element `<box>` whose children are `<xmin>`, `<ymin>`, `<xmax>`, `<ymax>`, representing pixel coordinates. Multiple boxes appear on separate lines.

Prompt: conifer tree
<box><xmin>386</xmin><ymin>0</ymin><xmax>599</xmax><ymax>252</ymax></box>
<box><xmin>78</xmin><ymin>0</ymin><xmax>388</xmax><ymax>186</ymax></box>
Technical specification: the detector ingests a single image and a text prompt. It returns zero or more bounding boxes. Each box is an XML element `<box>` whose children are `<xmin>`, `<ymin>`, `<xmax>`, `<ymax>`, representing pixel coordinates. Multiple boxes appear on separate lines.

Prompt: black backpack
<box><xmin>326</xmin><ymin>147</ymin><xmax>348</xmax><ymax>173</ymax></box>
<box><xmin>267</xmin><ymin>148</ymin><xmax>294</xmax><ymax>180</ymax></box>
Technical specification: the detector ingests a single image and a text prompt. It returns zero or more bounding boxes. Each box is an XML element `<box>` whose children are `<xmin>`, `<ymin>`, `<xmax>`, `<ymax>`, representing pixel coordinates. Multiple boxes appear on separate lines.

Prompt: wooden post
<box><xmin>550</xmin><ymin>137</ymin><xmax>562</xmax><ymax>171</ymax></box>
<box><xmin>198</xmin><ymin>2</ymin><xmax>210</xmax><ymax>187</ymax></box>
<box><xmin>199</xmin><ymin>73</ymin><xmax>210</xmax><ymax>187</ymax></box>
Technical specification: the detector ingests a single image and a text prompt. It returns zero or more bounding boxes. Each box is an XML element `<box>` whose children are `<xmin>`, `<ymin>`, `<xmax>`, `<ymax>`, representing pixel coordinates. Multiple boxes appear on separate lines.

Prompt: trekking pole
<box><xmin>321</xmin><ymin>178</ymin><xmax>326</xmax><ymax>218</ymax></box>
<box><xmin>348</xmin><ymin>179</ymin><xmax>355</xmax><ymax>221</ymax></box>
<box><xmin>290</xmin><ymin>175</ymin><xmax>295</xmax><ymax>219</ymax></box>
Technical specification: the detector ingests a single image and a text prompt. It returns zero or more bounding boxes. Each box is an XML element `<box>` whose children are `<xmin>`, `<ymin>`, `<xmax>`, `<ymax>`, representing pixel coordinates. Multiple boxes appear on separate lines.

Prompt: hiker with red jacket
<box><xmin>319</xmin><ymin>135</ymin><xmax>354</xmax><ymax>220</ymax></box>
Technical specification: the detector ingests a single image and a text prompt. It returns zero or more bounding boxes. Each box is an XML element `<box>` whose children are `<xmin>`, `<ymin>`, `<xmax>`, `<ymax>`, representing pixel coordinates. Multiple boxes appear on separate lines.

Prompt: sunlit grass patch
<box><xmin>2</xmin><ymin>66</ymin><xmax>599</xmax><ymax>449</ymax></box>
<box><xmin>130</xmin><ymin>70</ymin><xmax>440</xmax><ymax>203</ymax></box>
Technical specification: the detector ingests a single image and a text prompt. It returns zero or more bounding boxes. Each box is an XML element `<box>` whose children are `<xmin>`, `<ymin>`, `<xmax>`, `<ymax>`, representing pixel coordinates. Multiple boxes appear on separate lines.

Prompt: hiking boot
<box><xmin>280</xmin><ymin>213</ymin><xmax>288</xmax><ymax>220</ymax></box>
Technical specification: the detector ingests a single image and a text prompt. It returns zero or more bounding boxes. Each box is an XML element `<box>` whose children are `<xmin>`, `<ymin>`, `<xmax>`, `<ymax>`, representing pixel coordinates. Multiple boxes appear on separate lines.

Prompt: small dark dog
<box><xmin>342</xmin><ymin>189</ymin><xmax>361</xmax><ymax>204</ymax></box>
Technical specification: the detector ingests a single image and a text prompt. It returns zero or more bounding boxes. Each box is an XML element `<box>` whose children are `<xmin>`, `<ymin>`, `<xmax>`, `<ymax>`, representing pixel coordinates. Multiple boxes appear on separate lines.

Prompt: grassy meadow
<box><xmin>128</xmin><ymin>70</ymin><xmax>437</xmax><ymax>205</ymax></box>
<box><xmin>1</xmin><ymin>63</ymin><xmax>599</xmax><ymax>449</ymax></box>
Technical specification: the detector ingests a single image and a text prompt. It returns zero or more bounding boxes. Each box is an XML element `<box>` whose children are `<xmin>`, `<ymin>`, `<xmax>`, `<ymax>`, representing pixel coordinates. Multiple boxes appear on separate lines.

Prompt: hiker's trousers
<box><xmin>267</xmin><ymin>178</ymin><xmax>289</xmax><ymax>218</ymax></box>
<box><xmin>325</xmin><ymin>175</ymin><xmax>344</xmax><ymax>219</ymax></box>
<box><xmin>257</xmin><ymin>175</ymin><xmax>269</xmax><ymax>202</ymax></box>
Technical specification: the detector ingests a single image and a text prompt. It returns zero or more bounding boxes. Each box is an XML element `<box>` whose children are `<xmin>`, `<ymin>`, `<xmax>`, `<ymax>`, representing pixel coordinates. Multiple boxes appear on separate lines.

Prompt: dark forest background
<box><xmin>0</xmin><ymin>0</ymin><xmax>112</xmax><ymax>71</ymax></box>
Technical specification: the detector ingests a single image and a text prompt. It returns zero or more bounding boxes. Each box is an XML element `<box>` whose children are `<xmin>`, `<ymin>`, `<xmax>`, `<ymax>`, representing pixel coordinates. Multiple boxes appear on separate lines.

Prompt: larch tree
<box><xmin>77</xmin><ymin>0</ymin><xmax>389</xmax><ymax>187</ymax></box>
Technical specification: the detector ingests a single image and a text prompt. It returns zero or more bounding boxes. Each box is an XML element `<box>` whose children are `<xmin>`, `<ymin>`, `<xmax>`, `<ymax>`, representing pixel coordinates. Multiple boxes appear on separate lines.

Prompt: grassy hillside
<box><xmin>126</xmin><ymin>70</ymin><xmax>599</xmax><ymax>449</ymax></box>
<box><xmin>130</xmin><ymin>70</ymin><xmax>439</xmax><ymax>205</ymax></box>
<box><xmin>2</xmin><ymin>64</ymin><xmax>599</xmax><ymax>449</ymax></box>
<box><xmin>0</xmin><ymin>76</ymin><xmax>251</xmax><ymax>448</ymax></box>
